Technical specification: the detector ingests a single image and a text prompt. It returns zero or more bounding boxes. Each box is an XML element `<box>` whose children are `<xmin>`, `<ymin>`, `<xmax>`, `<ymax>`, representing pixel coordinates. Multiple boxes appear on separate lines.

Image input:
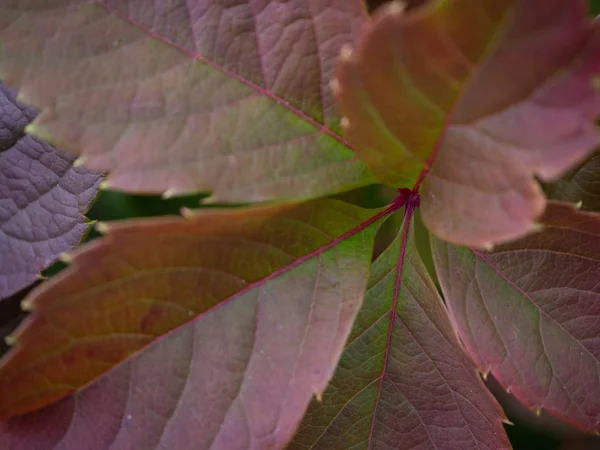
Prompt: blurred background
<box><xmin>2</xmin><ymin>0</ymin><xmax>600</xmax><ymax>448</ymax></box>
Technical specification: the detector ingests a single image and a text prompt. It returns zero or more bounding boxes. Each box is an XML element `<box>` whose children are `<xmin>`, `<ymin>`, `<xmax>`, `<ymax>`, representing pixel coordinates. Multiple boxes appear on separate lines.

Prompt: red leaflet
<box><xmin>0</xmin><ymin>0</ymin><xmax>372</xmax><ymax>201</ymax></box>
<box><xmin>335</xmin><ymin>0</ymin><xmax>600</xmax><ymax>248</ymax></box>
<box><xmin>292</xmin><ymin>208</ymin><xmax>511</xmax><ymax>449</ymax></box>
<box><xmin>433</xmin><ymin>202</ymin><xmax>600</xmax><ymax>433</ymax></box>
<box><xmin>0</xmin><ymin>200</ymin><xmax>384</xmax><ymax>448</ymax></box>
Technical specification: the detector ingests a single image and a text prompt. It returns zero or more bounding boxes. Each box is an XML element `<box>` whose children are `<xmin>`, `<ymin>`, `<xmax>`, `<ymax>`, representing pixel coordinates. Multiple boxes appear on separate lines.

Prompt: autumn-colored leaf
<box><xmin>546</xmin><ymin>149</ymin><xmax>600</xmax><ymax>212</ymax></box>
<box><xmin>0</xmin><ymin>82</ymin><xmax>101</xmax><ymax>300</ymax></box>
<box><xmin>335</xmin><ymin>0</ymin><xmax>600</xmax><ymax>248</ymax></box>
<box><xmin>0</xmin><ymin>0</ymin><xmax>374</xmax><ymax>202</ymax></box>
<box><xmin>0</xmin><ymin>199</ymin><xmax>385</xmax><ymax>449</ymax></box>
<box><xmin>290</xmin><ymin>202</ymin><xmax>511</xmax><ymax>450</ymax></box>
<box><xmin>432</xmin><ymin>202</ymin><xmax>600</xmax><ymax>433</ymax></box>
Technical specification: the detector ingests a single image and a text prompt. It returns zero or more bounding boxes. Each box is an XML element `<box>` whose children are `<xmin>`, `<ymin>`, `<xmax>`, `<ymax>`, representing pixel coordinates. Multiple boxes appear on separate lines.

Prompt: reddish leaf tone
<box><xmin>290</xmin><ymin>207</ymin><xmax>510</xmax><ymax>449</ymax></box>
<box><xmin>546</xmin><ymin>150</ymin><xmax>600</xmax><ymax>212</ymax></box>
<box><xmin>432</xmin><ymin>202</ymin><xmax>600</xmax><ymax>433</ymax></box>
<box><xmin>0</xmin><ymin>199</ymin><xmax>382</xmax><ymax>449</ymax></box>
<box><xmin>335</xmin><ymin>0</ymin><xmax>600</xmax><ymax>248</ymax></box>
<box><xmin>0</xmin><ymin>0</ymin><xmax>374</xmax><ymax>202</ymax></box>
<box><xmin>0</xmin><ymin>82</ymin><xmax>101</xmax><ymax>300</ymax></box>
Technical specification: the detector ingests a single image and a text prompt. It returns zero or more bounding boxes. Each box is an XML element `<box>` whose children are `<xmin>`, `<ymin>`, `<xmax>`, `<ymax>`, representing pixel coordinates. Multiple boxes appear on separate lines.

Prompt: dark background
<box><xmin>2</xmin><ymin>1</ymin><xmax>600</xmax><ymax>448</ymax></box>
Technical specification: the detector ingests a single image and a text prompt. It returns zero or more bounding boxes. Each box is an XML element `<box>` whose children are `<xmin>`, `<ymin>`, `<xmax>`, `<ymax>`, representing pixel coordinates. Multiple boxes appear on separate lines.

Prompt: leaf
<box><xmin>0</xmin><ymin>81</ymin><xmax>101</xmax><ymax>300</ymax></box>
<box><xmin>0</xmin><ymin>0</ymin><xmax>374</xmax><ymax>202</ymax></box>
<box><xmin>546</xmin><ymin>149</ymin><xmax>600</xmax><ymax>212</ymax></box>
<box><xmin>0</xmin><ymin>199</ymin><xmax>384</xmax><ymax>449</ymax></box>
<box><xmin>290</xmin><ymin>204</ymin><xmax>510</xmax><ymax>449</ymax></box>
<box><xmin>335</xmin><ymin>0</ymin><xmax>600</xmax><ymax>248</ymax></box>
<box><xmin>432</xmin><ymin>202</ymin><xmax>600</xmax><ymax>433</ymax></box>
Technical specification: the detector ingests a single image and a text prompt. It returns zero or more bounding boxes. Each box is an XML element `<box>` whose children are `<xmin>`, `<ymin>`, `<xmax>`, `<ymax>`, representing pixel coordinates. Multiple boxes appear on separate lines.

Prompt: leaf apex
<box><xmin>574</xmin><ymin>200</ymin><xmax>583</xmax><ymax>210</ymax></box>
<box><xmin>180</xmin><ymin>207</ymin><xmax>196</xmax><ymax>218</ymax></box>
<box><xmin>534</xmin><ymin>407</ymin><xmax>542</xmax><ymax>416</ymax></box>
<box><xmin>530</xmin><ymin>222</ymin><xmax>545</xmax><ymax>233</ymax></box>
<box><xmin>314</xmin><ymin>391</ymin><xmax>324</xmax><ymax>403</ymax></box>
<box><xmin>501</xmin><ymin>418</ymin><xmax>515</xmax><ymax>426</ymax></box>
<box><xmin>4</xmin><ymin>335</ymin><xmax>17</xmax><ymax>346</ymax></box>
<box><xmin>162</xmin><ymin>187</ymin><xmax>188</xmax><ymax>200</ymax></box>
<box><xmin>329</xmin><ymin>78</ymin><xmax>341</xmax><ymax>95</ymax></box>
<box><xmin>21</xmin><ymin>298</ymin><xmax>34</xmax><ymax>312</ymax></box>
<box><xmin>480</xmin><ymin>368</ymin><xmax>490</xmax><ymax>381</ymax></box>
<box><xmin>95</xmin><ymin>221</ymin><xmax>110</xmax><ymax>234</ymax></box>
<box><xmin>201</xmin><ymin>195</ymin><xmax>217</xmax><ymax>205</ymax></box>
<box><xmin>99</xmin><ymin>180</ymin><xmax>112</xmax><ymax>191</ymax></box>
<box><xmin>23</xmin><ymin>123</ymin><xmax>37</xmax><ymax>136</ymax></box>
<box><xmin>58</xmin><ymin>252</ymin><xmax>73</xmax><ymax>264</ymax></box>
<box><xmin>339</xmin><ymin>44</ymin><xmax>354</xmax><ymax>62</ymax></box>
<box><xmin>481</xmin><ymin>242</ymin><xmax>494</xmax><ymax>252</ymax></box>
<box><xmin>387</xmin><ymin>1</ymin><xmax>407</xmax><ymax>15</ymax></box>
<box><xmin>73</xmin><ymin>157</ymin><xmax>87</xmax><ymax>167</ymax></box>
<box><xmin>36</xmin><ymin>273</ymin><xmax>48</xmax><ymax>280</ymax></box>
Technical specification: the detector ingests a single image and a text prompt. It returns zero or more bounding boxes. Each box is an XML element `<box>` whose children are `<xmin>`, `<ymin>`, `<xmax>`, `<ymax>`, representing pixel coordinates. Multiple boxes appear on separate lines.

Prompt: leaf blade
<box><xmin>0</xmin><ymin>81</ymin><xmax>101</xmax><ymax>300</ymax></box>
<box><xmin>290</xmin><ymin>208</ymin><xmax>510</xmax><ymax>449</ymax></box>
<box><xmin>0</xmin><ymin>0</ymin><xmax>373</xmax><ymax>202</ymax></box>
<box><xmin>0</xmin><ymin>199</ymin><xmax>383</xmax><ymax>449</ymax></box>
<box><xmin>432</xmin><ymin>202</ymin><xmax>600</xmax><ymax>433</ymax></box>
<box><xmin>335</xmin><ymin>0</ymin><xmax>600</xmax><ymax>247</ymax></box>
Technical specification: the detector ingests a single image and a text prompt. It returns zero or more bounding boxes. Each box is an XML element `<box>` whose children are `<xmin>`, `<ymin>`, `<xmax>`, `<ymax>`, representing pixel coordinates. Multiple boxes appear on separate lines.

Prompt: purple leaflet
<box><xmin>0</xmin><ymin>82</ymin><xmax>102</xmax><ymax>300</ymax></box>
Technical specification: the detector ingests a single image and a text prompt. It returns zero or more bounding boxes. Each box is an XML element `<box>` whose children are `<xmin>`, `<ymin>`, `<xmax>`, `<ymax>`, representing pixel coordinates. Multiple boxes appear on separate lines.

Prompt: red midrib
<box><xmin>96</xmin><ymin>1</ymin><xmax>357</xmax><ymax>154</ymax></box>
<box><xmin>366</xmin><ymin>203</ymin><xmax>417</xmax><ymax>448</ymax></box>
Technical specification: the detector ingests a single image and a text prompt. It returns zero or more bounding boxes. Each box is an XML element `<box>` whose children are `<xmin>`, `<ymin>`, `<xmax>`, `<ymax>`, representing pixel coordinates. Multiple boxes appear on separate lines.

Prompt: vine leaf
<box><xmin>432</xmin><ymin>202</ymin><xmax>600</xmax><ymax>433</ymax></box>
<box><xmin>290</xmin><ymin>205</ymin><xmax>511</xmax><ymax>450</ymax></box>
<box><xmin>0</xmin><ymin>82</ymin><xmax>101</xmax><ymax>300</ymax></box>
<box><xmin>0</xmin><ymin>199</ymin><xmax>383</xmax><ymax>449</ymax></box>
<box><xmin>335</xmin><ymin>0</ymin><xmax>600</xmax><ymax>248</ymax></box>
<box><xmin>0</xmin><ymin>0</ymin><xmax>373</xmax><ymax>202</ymax></box>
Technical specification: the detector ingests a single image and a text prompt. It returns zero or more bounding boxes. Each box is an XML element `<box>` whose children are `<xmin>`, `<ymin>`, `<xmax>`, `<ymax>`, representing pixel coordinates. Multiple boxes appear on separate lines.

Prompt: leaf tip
<box><xmin>99</xmin><ymin>180</ymin><xmax>112</xmax><ymax>191</ymax></box>
<box><xmin>162</xmin><ymin>187</ymin><xmax>187</xmax><ymax>200</ymax></box>
<box><xmin>95</xmin><ymin>221</ymin><xmax>110</xmax><ymax>234</ymax></box>
<box><xmin>530</xmin><ymin>222</ymin><xmax>545</xmax><ymax>233</ymax></box>
<box><xmin>339</xmin><ymin>44</ymin><xmax>354</xmax><ymax>62</ymax></box>
<box><xmin>201</xmin><ymin>195</ymin><xmax>217</xmax><ymax>205</ymax></box>
<box><xmin>387</xmin><ymin>1</ymin><xmax>407</xmax><ymax>15</ymax></box>
<box><xmin>501</xmin><ymin>418</ymin><xmax>514</xmax><ymax>426</ymax></box>
<box><xmin>24</xmin><ymin>123</ymin><xmax>37</xmax><ymax>136</ymax></box>
<box><xmin>21</xmin><ymin>298</ymin><xmax>34</xmax><ymax>312</ymax></box>
<box><xmin>481</xmin><ymin>242</ymin><xmax>494</xmax><ymax>252</ymax></box>
<box><xmin>329</xmin><ymin>78</ymin><xmax>341</xmax><ymax>95</ymax></box>
<box><xmin>59</xmin><ymin>252</ymin><xmax>73</xmax><ymax>264</ymax></box>
<box><xmin>180</xmin><ymin>207</ymin><xmax>196</xmax><ymax>218</ymax></box>
<box><xmin>480</xmin><ymin>368</ymin><xmax>490</xmax><ymax>381</ymax></box>
<box><xmin>73</xmin><ymin>157</ymin><xmax>87</xmax><ymax>167</ymax></box>
<box><xmin>574</xmin><ymin>200</ymin><xmax>583</xmax><ymax>210</ymax></box>
<box><xmin>534</xmin><ymin>407</ymin><xmax>542</xmax><ymax>416</ymax></box>
<box><xmin>36</xmin><ymin>273</ymin><xmax>48</xmax><ymax>280</ymax></box>
<box><xmin>4</xmin><ymin>334</ymin><xmax>17</xmax><ymax>346</ymax></box>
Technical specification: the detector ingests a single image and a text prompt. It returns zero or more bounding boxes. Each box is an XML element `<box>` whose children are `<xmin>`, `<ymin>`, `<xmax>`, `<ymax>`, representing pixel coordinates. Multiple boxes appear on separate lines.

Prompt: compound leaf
<box><xmin>0</xmin><ymin>0</ymin><xmax>373</xmax><ymax>202</ymax></box>
<box><xmin>0</xmin><ymin>82</ymin><xmax>101</xmax><ymax>300</ymax></box>
<box><xmin>290</xmin><ymin>205</ymin><xmax>510</xmax><ymax>450</ymax></box>
<box><xmin>432</xmin><ymin>202</ymin><xmax>600</xmax><ymax>433</ymax></box>
<box><xmin>0</xmin><ymin>199</ymin><xmax>382</xmax><ymax>449</ymax></box>
<box><xmin>335</xmin><ymin>0</ymin><xmax>600</xmax><ymax>248</ymax></box>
